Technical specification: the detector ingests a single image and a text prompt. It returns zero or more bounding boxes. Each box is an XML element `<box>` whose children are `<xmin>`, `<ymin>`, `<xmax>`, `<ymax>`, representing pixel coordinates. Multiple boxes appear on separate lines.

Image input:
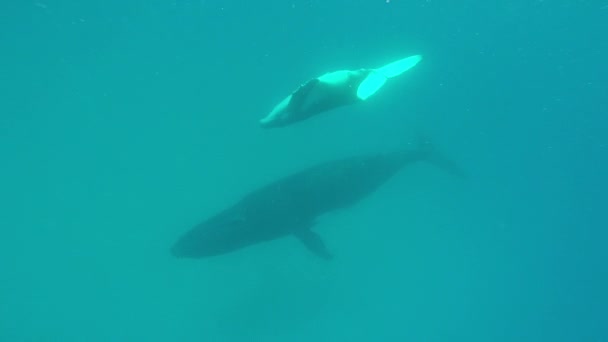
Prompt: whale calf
<box><xmin>171</xmin><ymin>138</ymin><xmax>464</xmax><ymax>260</ymax></box>
<box><xmin>259</xmin><ymin>54</ymin><xmax>422</xmax><ymax>128</ymax></box>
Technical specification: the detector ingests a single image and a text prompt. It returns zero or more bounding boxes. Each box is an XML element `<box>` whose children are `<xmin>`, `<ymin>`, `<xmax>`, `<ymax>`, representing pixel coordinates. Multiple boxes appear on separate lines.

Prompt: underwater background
<box><xmin>1</xmin><ymin>0</ymin><xmax>607</xmax><ymax>341</ymax></box>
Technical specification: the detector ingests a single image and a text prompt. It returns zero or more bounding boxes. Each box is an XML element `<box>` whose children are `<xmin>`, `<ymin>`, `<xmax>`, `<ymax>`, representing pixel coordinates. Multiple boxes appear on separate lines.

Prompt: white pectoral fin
<box><xmin>357</xmin><ymin>54</ymin><xmax>423</xmax><ymax>101</ymax></box>
<box><xmin>375</xmin><ymin>54</ymin><xmax>422</xmax><ymax>79</ymax></box>
<box><xmin>294</xmin><ymin>228</ymin><xmax>333</xmax><ymax>260</ymax></box>
<box><xmin>357</xmin><ymin>71</ymin><xmax>388</xmax><ymax>100</ymax></box>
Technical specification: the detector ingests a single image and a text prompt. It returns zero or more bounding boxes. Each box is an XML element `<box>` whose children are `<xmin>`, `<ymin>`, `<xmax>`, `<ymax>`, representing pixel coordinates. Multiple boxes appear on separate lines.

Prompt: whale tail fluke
<box><xmin>414</xmin><ymin>136</ymin><xmax>468</xmax><ymax>179</ymax></box>
<box><xmin>356</xmin><ymin>54</ymin><xmax>423</xmax><ymax>101</ymax></box>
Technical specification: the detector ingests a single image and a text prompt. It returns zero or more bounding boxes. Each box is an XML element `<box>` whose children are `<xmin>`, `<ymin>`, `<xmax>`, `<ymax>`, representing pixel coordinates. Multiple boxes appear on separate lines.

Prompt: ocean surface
<box><xmin>1</xmin><ymin>1</ymin><xmax>607</xmax><ymax>341</ymax></box>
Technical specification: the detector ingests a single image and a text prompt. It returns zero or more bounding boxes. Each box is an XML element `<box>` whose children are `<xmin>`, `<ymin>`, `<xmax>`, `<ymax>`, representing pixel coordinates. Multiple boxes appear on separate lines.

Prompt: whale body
<box><xmin>259</xmin><ymin>55</ymin><xmax>422</xmax><ymax>128</ymax></box>
<box><xmin>171</xmin><ymin>138</ymin><xmax>464</xmax><ymax>260</ymax></box>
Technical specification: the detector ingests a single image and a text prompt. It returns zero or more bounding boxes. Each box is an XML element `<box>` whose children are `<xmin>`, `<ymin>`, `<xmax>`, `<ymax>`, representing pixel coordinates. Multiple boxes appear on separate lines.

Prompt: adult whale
<box><xmin>259</xmin><ymin>54</ymin><xmax>422</xmax><ymax>128</ymax></box>
<box><xmin>171</xmin><ymin>138</ymin><xmax>465</xmax><ymax>260</ymax></box>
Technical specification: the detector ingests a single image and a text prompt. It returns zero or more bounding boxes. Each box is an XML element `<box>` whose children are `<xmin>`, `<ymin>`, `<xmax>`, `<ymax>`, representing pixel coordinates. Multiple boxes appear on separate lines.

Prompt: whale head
<box><xmin>259</xmin><ymin>94</ymin><xmax>293</xmax><ymax>128</ymax></box>
<box><xmin>171</xmin><ymin>213</ymin><xmax>250</xmax><ymax>259</ymax></box>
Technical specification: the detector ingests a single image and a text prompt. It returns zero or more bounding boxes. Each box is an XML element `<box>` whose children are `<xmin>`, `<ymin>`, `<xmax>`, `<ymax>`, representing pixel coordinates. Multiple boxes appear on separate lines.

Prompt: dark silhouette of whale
<box><xmin>171</xmin><ymin>139</ymin><xmax>465</xmax><ymax>260</ymax></box>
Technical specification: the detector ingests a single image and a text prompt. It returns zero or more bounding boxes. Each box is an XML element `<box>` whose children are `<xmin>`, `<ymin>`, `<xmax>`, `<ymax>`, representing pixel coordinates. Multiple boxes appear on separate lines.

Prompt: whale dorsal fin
<box><xmin>293</xmin><ymin>228</ymin><xmax>333</xmax><ymax>260</ymax></box>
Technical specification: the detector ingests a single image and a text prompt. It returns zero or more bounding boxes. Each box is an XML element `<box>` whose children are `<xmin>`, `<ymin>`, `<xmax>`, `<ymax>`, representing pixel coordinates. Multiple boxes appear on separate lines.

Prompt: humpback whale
<box><xmin>259</xmin><ymin>55</ymin><xmax>422</xmax><ymax>128</ymax></box>
<box><xmin>171</xmin><ymin>138</ymin><xmax>464</xmax><ymax>260</ymax></box>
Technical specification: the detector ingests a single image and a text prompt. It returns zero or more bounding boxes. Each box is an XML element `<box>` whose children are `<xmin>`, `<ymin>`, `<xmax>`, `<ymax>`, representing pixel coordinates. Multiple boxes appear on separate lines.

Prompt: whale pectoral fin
<box><xmin>356</xmin><ymin>71</ymin><xmax>388</xmax><ymax>100</ymax></box>
<box><xmin>357</xmin><ymin>55</ymin><xmax>423</xmax><ymax>101</ymax></box>
<box><xmin>375</xmin><ymin>54</ymin><xmax>422</xmax><ymax>79</ymax></box>
<box><xmin>294</xmin><ymin>229</ymin><xmax>333</xmax><ymax>260</ymax></box>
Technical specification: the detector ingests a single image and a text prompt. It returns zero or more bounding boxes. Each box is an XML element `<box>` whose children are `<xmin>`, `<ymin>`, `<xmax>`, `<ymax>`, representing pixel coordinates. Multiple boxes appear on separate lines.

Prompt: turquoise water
<box><xmin>1</xmin><ymin>1</ymin><xmax>606</xmax><ymax>341</ymax></box>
